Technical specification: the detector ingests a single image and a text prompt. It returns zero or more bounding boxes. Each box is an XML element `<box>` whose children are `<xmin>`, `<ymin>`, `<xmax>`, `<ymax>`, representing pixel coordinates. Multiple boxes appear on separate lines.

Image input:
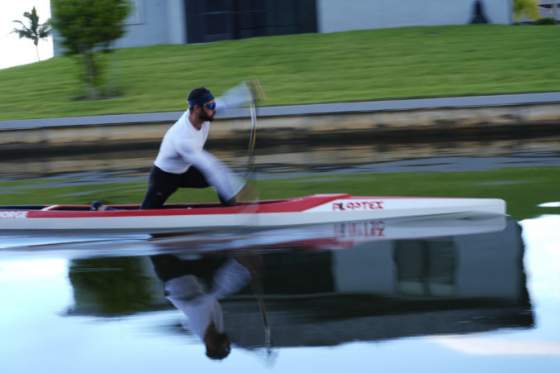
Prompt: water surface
<box><xmin>1</xmin><ymin>139</ymin><xmax>559</xmax><ymax>372</ymax></box>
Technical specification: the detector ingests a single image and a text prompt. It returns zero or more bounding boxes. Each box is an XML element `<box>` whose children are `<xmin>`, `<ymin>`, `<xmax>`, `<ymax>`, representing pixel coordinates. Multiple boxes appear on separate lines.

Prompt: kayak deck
<box><xmin>0</xmin><ymin>200</ymin><xmax>285</xmax><ymax>211</ymax></box>
<box><xmin>0</xmin><ymin>203</ymin><xmax>234</xmax><ymax>211</ymax></box>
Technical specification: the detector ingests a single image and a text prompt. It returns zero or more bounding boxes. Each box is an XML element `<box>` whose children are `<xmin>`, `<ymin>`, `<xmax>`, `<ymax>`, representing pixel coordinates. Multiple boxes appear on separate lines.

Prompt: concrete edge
<box><xmin>2</xmin><ymin>92</ymin><xmax>560</xmax><ymax>131</ymax></box>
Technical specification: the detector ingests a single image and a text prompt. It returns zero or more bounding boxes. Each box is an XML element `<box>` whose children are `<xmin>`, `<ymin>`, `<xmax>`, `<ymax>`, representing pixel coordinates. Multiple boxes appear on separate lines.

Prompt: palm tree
<box><xmin>12</xmin><ymin>7</ymin><xmax>51</xmax><ymax>62</ymax></box>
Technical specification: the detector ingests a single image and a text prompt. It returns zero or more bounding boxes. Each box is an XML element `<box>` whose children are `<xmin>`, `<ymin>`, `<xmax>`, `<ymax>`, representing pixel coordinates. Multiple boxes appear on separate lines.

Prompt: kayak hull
<box><xmin>0</xmin><ymin>194</ymin><xmax>506</xmax><ymax>234</ymax></box>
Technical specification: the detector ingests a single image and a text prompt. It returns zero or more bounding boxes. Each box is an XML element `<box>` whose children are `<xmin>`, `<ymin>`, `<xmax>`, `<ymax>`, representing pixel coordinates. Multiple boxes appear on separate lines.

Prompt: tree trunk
<box><xmin>107</xmin><ymin>50</ymin><xmax>117</xmax><ymax>96</ymax></box>
<box><xmin>83</xmin><ymin>53</ymin><xmax>99</xmax><ymax>99</ymax></box>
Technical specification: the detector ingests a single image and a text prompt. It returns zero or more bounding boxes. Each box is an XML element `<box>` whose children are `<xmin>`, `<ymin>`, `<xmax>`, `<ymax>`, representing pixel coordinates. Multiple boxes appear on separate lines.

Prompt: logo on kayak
<box><xmin>332</xmin><ymin>200</ymin><xmax>384</xmax><ymax>211</ymax></box>
<box><xmin>0</xmin><ymin>211</ymin><xmax>28</xmax><ymax>219</ymax></box>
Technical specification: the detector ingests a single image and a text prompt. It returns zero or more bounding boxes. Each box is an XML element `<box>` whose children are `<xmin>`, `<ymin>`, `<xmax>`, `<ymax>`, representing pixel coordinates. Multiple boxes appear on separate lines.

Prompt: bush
<box><xmin>534</xmin><ymin>17</ymin><xmax>557</xmax><ymax>25</ymax></box>
<box><xmin>513</xmin><ymin>0</ymin><xmax>540</xmax><ymax>21</ymax></box>
<box><xmin>51</xmin><ymin>0</ymin><xmax>130</xmax><ymax>99</ymax></box>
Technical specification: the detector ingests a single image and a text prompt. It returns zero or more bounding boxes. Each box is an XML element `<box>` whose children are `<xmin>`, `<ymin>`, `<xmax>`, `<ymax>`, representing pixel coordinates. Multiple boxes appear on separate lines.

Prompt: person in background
<box><xmin>141</xmin><ymin>81</ymin><xmax>261</xmax><ymax>209</ymax></box>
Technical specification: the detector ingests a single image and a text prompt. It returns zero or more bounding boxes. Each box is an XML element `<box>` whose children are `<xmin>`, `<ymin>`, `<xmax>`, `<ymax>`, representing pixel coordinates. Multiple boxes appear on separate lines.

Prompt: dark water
<box><xmin>1</xmin><ymin>139</ymin><xmax>559</xmax><ymax>372</ymax></box>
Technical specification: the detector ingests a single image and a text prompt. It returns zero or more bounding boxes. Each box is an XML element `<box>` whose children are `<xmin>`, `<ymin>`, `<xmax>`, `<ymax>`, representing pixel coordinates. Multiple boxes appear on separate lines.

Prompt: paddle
<box><xmin>246</xmin><ymin>100</ymin><xmax>258</xmax><ymax>179</ymax></box>
<box><xmin>237</xmin><ymin>79</ymin><xmax>264</xmax><ymax>201</ymax></box>
<box><xmin>237</xmin><ymin>81</ymin><xmax>275</xmax><ymax>359</ymax></box>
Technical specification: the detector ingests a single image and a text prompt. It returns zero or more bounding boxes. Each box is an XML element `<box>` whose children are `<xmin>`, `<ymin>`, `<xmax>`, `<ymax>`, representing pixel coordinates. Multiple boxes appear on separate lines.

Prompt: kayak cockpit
<box><xmin>0</xmin><ymin>198</ymin><xmax>293</xmax><ymax>212</ymax></box>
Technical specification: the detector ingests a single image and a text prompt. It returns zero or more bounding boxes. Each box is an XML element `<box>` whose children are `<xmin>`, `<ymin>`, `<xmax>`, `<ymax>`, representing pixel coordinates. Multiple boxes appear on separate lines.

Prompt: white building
<box><xmin>538</xmin><ymin>0</ymin><xmax>560</xmax><ymax>20</ymax></box>
<box><xmin>319</xmin><ymin>0</ymin><xmax>512</xmax><ymax>33</ymax></box>
<box><xmin>54</xmin><ymin>0</ymin><xmax>514</xmax><ymax>55</ymax></box>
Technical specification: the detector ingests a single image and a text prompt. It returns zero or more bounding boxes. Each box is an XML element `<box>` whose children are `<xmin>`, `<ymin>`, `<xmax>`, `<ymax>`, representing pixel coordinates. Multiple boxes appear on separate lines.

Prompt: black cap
<box><xmin>188</xmin><ymin>87</ymin><xmax>214</xmax><ymax>108</ymax></box>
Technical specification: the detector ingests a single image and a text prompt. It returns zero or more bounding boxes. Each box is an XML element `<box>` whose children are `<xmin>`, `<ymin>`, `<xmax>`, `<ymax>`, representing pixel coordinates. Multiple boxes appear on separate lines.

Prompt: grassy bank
<box><xmin>1</xmin><ymin>25</ymin><xmax>559</xmax><ymax>120</ymax></box>
<box><xmin>1</xmin><ymin>167</ymin><xmax>558</xmax><ymax>220</ymax></box>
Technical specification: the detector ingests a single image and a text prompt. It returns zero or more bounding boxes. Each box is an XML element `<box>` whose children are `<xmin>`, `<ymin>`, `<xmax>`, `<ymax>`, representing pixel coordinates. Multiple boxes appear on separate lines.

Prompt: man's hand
<box><xmin>235</xmin><ymin>182</ymin><xmax>259</xmax><ymax>203</ymax></box>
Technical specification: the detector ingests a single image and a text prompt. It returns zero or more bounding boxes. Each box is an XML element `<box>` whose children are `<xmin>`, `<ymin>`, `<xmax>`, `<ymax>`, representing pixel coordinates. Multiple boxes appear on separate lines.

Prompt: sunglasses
<box><xmin>204</xmin><ymin>102</ymin><xmax>216</xmax><ymax>110</ymax></box>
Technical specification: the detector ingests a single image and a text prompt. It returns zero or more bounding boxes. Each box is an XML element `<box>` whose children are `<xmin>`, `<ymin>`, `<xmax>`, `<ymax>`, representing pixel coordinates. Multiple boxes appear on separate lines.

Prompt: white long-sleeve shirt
<box><xmin>154</xmin><ymin>83</ymin><xmax>253</xmax><ymax>201</ymax></box>
<box><xmin>165</xmin><ymin>259</ymin><xmax>252</xmax><ymax>339</ymax></box>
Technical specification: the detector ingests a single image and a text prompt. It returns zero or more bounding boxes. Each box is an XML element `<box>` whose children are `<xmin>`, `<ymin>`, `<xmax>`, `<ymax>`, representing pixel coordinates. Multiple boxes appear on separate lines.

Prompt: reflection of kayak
<box><xmin>1</xmin><ymin>214</ymin><xmax>508</xmax><ymax>257</ymax></box>
<box><xmin>143</xmin><ymin>214</ymin><xmax>509</xmax><ymax>254</ymax></box>
<box><xmin>0</xmin><ymin>193</ymin><xmax>506</xmax><ymax>234</ymax></box>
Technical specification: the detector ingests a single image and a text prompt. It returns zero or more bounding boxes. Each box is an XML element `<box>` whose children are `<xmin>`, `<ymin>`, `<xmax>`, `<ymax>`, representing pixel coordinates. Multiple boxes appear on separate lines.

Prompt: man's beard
<box><xmin>199</xmin><ymin>111</ymin><xmax>215</xmax><ymax>122</ymax></box>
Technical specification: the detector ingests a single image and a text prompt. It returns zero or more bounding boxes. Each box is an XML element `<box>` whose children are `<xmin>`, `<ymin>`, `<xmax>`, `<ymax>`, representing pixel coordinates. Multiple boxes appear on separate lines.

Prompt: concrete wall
<box><xmin>113</xmin><ymin>0</ymin><xmax>183</xmax><ymax>48</ymax></box>
<box><xmin>167</xmin><ymin>0</ymin><xmax>187</xmax><ymax>44</ymax></box>
<box><xmin>318</xmin><ymin>0</ymin><xmax>512</xmax><ymax>33</ymax></box>
<box><xmin>3</xmin><ymin>102</ymin><xmax>560</xmax><ymax>154</ymax></box>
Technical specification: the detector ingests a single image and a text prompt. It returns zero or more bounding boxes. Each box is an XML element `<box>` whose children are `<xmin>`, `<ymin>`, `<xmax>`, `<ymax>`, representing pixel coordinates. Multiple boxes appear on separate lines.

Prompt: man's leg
<box><xmin>179</xmin><ymin>166</ymin><xmax>210</xmax><ymax>188</ymax></box>
<box><xmin>179</xmin><ymin>166</ymin><xmax>236</xmax><ymax>205</ymax></box>
<box><xmin>141</xmin><ymin>167</ymin><xmax>179</xmax><ymax>209</ymax></box>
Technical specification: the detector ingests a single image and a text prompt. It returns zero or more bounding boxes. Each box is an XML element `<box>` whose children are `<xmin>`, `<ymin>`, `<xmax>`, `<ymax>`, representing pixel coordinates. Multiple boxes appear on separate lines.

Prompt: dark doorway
<box><xmin>185</xmin><ymin>0</ymin><xmax>317</xmax><ymax>43</ymax></box>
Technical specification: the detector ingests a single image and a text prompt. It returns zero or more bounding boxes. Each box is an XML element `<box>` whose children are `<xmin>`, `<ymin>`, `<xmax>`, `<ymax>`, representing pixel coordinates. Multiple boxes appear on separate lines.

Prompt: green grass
<box><xmin>1</xmin><ymin>167</ymin><xmax>558</xmax><ymax>220</ymax></box>
<box><xmin>1</xmin><ymin>25</ymin><xmax>559</xmax><ymax>120</ymax></box>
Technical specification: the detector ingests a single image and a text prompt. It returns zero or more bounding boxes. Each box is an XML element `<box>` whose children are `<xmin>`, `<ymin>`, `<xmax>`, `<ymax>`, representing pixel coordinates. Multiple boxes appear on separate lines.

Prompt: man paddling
<box><xmin>141</xmin><ymin>82</ymin><xmax>259</xmax><ymax>209</ymax></box>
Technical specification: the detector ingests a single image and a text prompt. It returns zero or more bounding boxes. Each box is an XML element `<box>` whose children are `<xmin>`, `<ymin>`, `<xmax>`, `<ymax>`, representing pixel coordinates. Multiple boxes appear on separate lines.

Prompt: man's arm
<box><xmin>179</xmin><ymin>146</ymin><xmax>245</xmax><ymax>203</ymax></box>
<box><xmin>215</xmin><ymin>81</ymin><xmax>263</xmax><ymax>113</ymax></box>
<box><xmin>212</xmin><ymin>259</ymin><xmax>252</xmax><ymax>298</ymax></box>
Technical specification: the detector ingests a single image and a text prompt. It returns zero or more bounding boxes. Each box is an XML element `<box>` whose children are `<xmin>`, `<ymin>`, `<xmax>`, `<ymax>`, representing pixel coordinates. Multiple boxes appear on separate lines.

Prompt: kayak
<box><xmin>0</xmin><ymin>193</ymin><xmax>506</xmax><ymax>234</ymax></box>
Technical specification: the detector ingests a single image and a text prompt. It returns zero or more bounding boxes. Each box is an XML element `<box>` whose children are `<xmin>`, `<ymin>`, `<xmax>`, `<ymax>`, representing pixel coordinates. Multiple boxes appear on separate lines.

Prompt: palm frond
<box><xmin>13</xmin><ymin>29</ymin><xmax>34</xmax><ymax>39</ymax></box>
<box><xmin>12</xmin><ymin>7</ymin><xmax>50</xmax><ymax>48</ymax></box>
<box><xmin>12</xmin><ymin>20</ymin><xmax>29</xmax><ymax>29</ymax></box>
<box><xmin>38</xmin><ymin>23</ymin><xmax>52</xmax><ymax>38</ymax></box>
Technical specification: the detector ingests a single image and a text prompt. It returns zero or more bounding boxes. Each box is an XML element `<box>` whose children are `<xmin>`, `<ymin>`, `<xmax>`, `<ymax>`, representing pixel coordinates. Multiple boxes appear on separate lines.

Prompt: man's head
<box><xmin>204</xmin><ymin>328</ymin><xmax>231</xmax><ymax>360</ymax></box>
<box><xmin>188</xmin><ymin>87</ymin><xmax>216</xmax><ymax>122</ymax></box>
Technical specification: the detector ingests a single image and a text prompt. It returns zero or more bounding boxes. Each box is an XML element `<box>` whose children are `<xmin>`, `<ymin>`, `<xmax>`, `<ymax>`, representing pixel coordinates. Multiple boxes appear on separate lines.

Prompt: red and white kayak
<box><xmin>0</xmin><ymin>194</ymin><xmax>506</xmax><ymax>234</ymax></box>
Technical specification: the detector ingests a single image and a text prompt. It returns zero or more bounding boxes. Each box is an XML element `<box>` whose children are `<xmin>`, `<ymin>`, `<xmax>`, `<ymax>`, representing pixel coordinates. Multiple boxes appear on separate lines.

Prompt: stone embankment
<box><xmin>1</xmin><ymin>92</ymin><xmax>559</xmax><ymax>155</ymax></box>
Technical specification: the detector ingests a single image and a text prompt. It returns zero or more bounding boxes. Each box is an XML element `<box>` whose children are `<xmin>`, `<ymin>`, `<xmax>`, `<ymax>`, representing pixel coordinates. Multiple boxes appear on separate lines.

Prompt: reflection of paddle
<box><xmin>238</xmin><ymin>253</ymin><xmax>274</xmax><ymax>362</ymax></box>
<box><xmin>249</xmin><ymin>258</ymin><xmax>275</xmax><ymax>362</ymax></box>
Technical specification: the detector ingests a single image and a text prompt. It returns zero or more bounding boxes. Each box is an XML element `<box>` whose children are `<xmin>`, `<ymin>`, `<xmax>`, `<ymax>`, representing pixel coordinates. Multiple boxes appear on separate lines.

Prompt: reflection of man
<box><xmin>150</xmin><ymin>255</ymin><xmax>252</xmax><ymax>360</ymax></box>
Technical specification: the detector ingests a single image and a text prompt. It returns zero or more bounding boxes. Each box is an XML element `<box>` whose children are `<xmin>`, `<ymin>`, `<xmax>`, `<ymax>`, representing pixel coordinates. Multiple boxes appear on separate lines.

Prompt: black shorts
<box><xmin>140</xmin><ymin>166</ymin><xmax>210</xmax><ymax>209</ymax></box>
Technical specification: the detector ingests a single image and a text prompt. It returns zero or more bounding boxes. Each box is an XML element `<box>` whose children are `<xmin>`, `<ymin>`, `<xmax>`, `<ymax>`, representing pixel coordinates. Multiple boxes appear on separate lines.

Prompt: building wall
<box><xmin>539</xmin><ymin>1</ymin><xmax>560</xmax><ymax>20</ymax></box>
<box><xmin>53</xmin><ymin>0</ymin><xmax>517</xmax><ymax>55</ymax></box>
<box><xmin>318</xmin><ymin>0</ymin><xmax>512</xmax><ymax>33</ymax></box>
<box><xmin>167</xmin><ymin>0</ymin><xmax>187</xmax><ymax>44</ymax></box>
<box><xmin>112</xmin><ymin>0</ymin><xmax>177</xmax><ymax>48</ymax></box>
